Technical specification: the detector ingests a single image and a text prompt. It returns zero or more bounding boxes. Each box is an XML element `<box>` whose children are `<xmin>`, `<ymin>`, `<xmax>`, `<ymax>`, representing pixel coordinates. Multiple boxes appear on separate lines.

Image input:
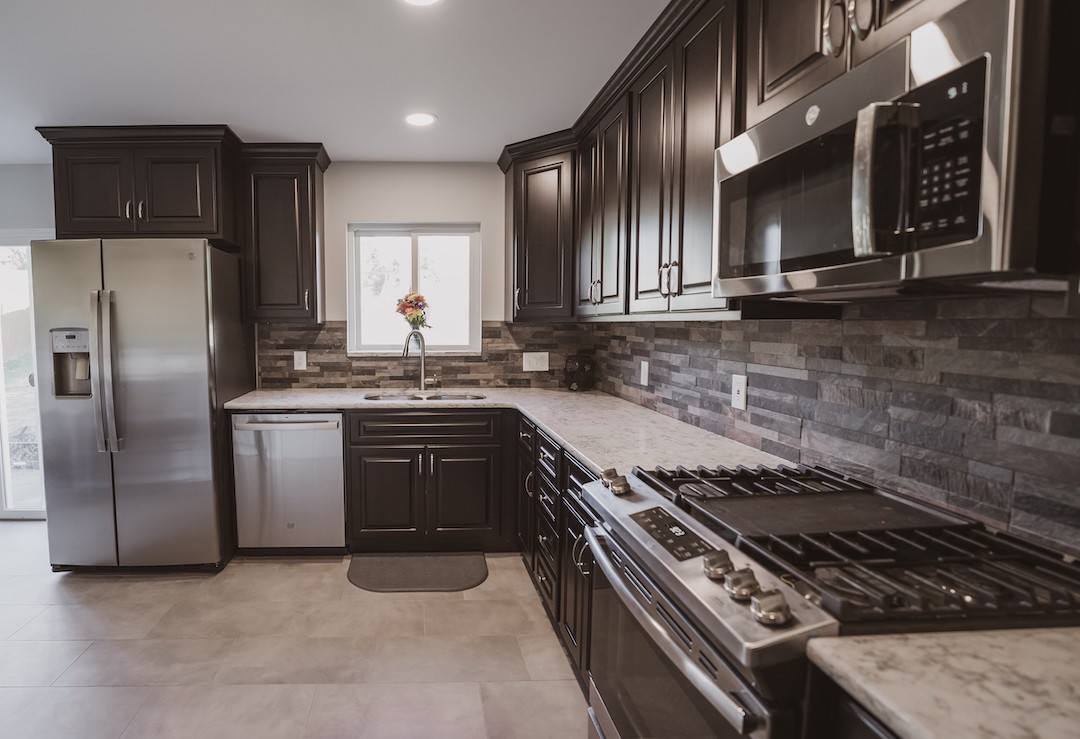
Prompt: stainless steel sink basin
<box><xmin>362</xmin><ymin>392</ymin><xmax>486</xmax><ymax>401</ymax></box>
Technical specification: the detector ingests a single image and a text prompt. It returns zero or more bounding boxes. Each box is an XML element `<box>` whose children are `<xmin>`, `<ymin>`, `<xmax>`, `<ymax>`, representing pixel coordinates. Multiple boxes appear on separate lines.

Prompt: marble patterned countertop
<box><xmin>224</xmin><ymin>387</ymin><xmax>785</xmax><ymax>474</ymax></box>
<box><xmin>807</xmin><ymin>628</ymin><xmax>1080</xmax><ymax>739</ymax></box>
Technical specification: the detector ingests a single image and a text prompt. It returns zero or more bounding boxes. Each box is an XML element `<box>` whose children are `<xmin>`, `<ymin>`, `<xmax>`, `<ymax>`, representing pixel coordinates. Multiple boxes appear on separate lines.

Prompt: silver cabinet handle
<box><xmin>847</xmin><ymin>0</ymin><xmax>873</xmax><ymax>41</ymax></box>
<box><xmin>575</xmin><ymin>538</ymin><xmax>591</xmax><ymax>576</ymax></box>
<box><xmin>100</xmin><ymin>290</ymin><xmax>122</xmax><ymax>451</ymax></box>
<box><xmin>514</xmin><ymin>287</ymin><xmax>521</xmax><ymax>311</ymax></box>
<box><xmin>668</xmin><ymin>260</ymin><xmax>680</xmax><ymax>297</ymax></box>
<box><xmin>658</xmin><ymin>263</ymin><xmax>670</xmax><ymax>297</ymax></box>
<box><xmin>124</xmin><ymin>200</ymin><xmax>132</xmax><ymax>221</ymax></box>
<box><xmin>591</xmin><ymin>279</ymin><xmax>600</xmax><ymax>305</ymax></box>
<box><xmin>822</xmin><ymin>1</ymin><xmax>847</xmax><ymax>58</ymax></box>
<box><xmin>418</xmin><ymin>454</ymin><xmax>423</xmax><ymax>477</ymax></box>
<box><xmin>429</xmin><ymin>453</ymin><xmax>435</xmax><ymax>477</ymax></box>
<box><xmin>852</xmin><ymin>102</ymin><xmax>921</xmax><ymax>258</ymax></box>
<box><xmin>89</xmin><ymin>291</ymin><xmax>108</xmax><ymax>452</ymax></box>
<box><xmin>304</xmin><ymin>288</ymin><xmax>310</xmax><ymax>311</ymax></box>
<box><xmin>519</xmin><ymin>431</ymin><xmax>531</xmax><ymax>441</ymax></box>
<box><xmin>233</xmin><ymin>420</ymin><xmax>340</xmax><ymax>431</ymax></box>
<box><xmin>524</xmin><ymin>470</ymin><xmax>535</xmax><ymax>498</ymax></box>
<box><xmin>137</xmin><ymin>201</ymin><xmax>145</xmax><ymax>221</ymax></box>
<box><xmin>539</xmin><ymin>448</ymin><xmax>556</xmax><ymax>462</ymax></box>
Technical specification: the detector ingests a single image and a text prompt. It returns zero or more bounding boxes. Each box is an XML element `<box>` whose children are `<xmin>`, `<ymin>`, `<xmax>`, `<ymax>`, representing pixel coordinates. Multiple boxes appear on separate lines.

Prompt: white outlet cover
<box><xmin>523</xmin><ymin>351</ymin><xmax>549</xmax><ymax>372</ymax></box>
<box><xmin>293</xmin><ymin>350</ymin><xmax>307</xmax><ymax>371</ymax></box>
<box><xmin>732</xmin><ymin>374</ymin><xmax>748</xmax><ymax>410</ymax></box>
<box><xmin>640</xmin><ymin>360</ymin><xmax>649</xmax><ymax>386</ymax></box>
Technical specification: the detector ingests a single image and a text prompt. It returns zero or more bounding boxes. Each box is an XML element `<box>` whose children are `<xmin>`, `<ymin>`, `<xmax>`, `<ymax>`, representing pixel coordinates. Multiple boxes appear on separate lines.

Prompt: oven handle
<box><xmin>585</xmin><ymin>526</ymin><xmax>757</xmax><ymax>735</ymax></box>
<box><xmin>851</xmin><ymin>101</ymin><xmax>921</xmax><ymax>258</ymax></box>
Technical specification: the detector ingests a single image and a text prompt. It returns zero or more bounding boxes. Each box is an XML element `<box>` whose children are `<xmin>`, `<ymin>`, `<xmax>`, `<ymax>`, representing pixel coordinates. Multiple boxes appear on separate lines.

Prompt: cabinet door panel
<box><xmin>629</xmin><ymin>50</ymin><xmax>675</xmax><ymax>314</ymax></box>
<box><xmin>136</xmin><ymin>146</ymin><xmax>217</xmax><ymax>233</ymax></box>
<box><xmin>52</xmin><ymin>146</ymin><xmax>136</xmax><ymax>236</ymax></box>
<box><xmin>670</xmin><ymin>0</ymin><xmax>736</xmax><ymax>311</ymax></box>
<box><xmin>518</xmin><ymin>454</ymin><xmax>536</xmax><ymax>567</ymax></box>
<box><xmin>514</xmin><ymin>152</ymin><xmax>574</xmax><ymax>321</ymax></box>
<box><xmin>428</xmin><ymin>446</ymin><xmax>500</xmax><ymax>533</ymax></box>
<box><xmin>745</xmin><ymin>0</ymin><xmax>846</xmax><ymax>128</ymax></box>
<box><xmin>595</xmin><ymin>99</ymin><xmax>629</xmax><ymax>316</ymax></box>
<box><xmin>576</xmin><ymin>136</ymin><xmax>599</xmax><ymax>317</ymax></box>
<box><xmin>349</xmin><ymin>447</ymin><xmax>424</xmax><ymax>541</ymax></box>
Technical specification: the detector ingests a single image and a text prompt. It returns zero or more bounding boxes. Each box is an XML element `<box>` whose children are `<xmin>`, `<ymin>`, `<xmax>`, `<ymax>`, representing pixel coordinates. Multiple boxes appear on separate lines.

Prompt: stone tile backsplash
<box><xmin>257</xmin><ymin>295</ymin><xmax>1080</xmax><ymax>555</ymax></box>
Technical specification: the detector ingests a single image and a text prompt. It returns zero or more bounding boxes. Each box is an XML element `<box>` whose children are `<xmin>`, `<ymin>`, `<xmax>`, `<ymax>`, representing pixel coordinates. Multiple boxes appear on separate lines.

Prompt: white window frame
<box><xmin>347</xmin><ymin>223</ymin><xmax>482</xmax><ymax>355</ymax></box>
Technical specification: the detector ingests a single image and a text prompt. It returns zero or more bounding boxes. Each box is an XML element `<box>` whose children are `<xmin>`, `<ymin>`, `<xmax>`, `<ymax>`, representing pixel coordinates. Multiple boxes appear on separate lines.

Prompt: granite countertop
<box><xmin>808</xmin><ymin>628</ymin><xmax>1080</xmax><ymax>739</ymax></box>
<box><xmin>224</xmin><ymin>387</ymin><xmax>784</xmax><ymax>473</ymax></box>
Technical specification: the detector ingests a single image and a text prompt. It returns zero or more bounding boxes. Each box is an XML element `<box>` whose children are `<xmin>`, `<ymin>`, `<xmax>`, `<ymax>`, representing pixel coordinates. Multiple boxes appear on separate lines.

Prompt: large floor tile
<box><xmin>0</xmin><ymin>641</ymin><xmax>91</xmax><ymax>686</ymax></box>
<box><xmin>368</xmin><ymin>635</ymin><xmax>530</xmax><ymax>683</ymax></box>
<box><xmin>214</xmin><ymin>637</ymin><xmax>374</xmax><ymax>684</ymax></box>
<box><xmin>423</xmin><ymin>599</ymin><xmax>553</xmax><ymax>637</ymax></box>
<box><xmin>69</xmin><ymin>573</ymin><xmax>213</xmax><ymax>604</ymax></box>
<box><xmin>463</xmin><ymin>567</ymin><xmax>541</xmax><ymax>601</ymax></box>
<box><xmin>480</xmin><ymin>680</ymin><xmax>589</xmax><ymax>739</ymax></box>
<box><xmin>0</xmin><ymin>685</ymin><xmax>150</xmax><ymax>739</ymax></box>
<box><xmin>305</xmin><ymin>683</ymin><xmax>487</xmax><ymax>739</ymax></box>
<box><xmin>8</xmin><ymin>603</ymin><xmax>170</xmax><ymax>641</ymax></box>
<box><xmin>55</xmin><ymin>638</ymin><xmax>233</xmax><ymax>687</ymax></box>
<box><xmin>147</xmin><ymin>600</ymin><xmax>299</xmax><ymax>639</ymax></box>
<box><xmin>290</xmin><ymin>600</ymin><xmax>425</xmax><ymax>638</ymax></box>
<box><xmin>339</xmin><ymin>582</ymin><xmax>465</xmax><ymax>602</ymax></box>
<box><xmin>121</xmin><ymin>684</ymin><xmax>315</xmax><ymax>739</ymax></box>
<box><xmin>516</xmin><ymin>633</ymin><xmax>576</xmax><ymax>680</ymax></box>
<box><xmin>193</xmin><ymin>564</ymin><xmax>344</xmax><ymax>603</ymax></box>
<box><xmin>0</xmin><ymin>603</ymin><xmax>47</xmax><ymax>639</ymax></box>
<box><xmin>0</xmin><ymin>574</ymin><xmax>103</xmax><ymax>605</ymax></box>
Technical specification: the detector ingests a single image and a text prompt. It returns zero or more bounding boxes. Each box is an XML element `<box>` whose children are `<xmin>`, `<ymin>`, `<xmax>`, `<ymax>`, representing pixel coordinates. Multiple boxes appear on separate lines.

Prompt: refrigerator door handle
<box><xmin>89</xmin><ymin>290</ymin><xmax>109</xmax><ymax>453</ymax></box>
<box><xmin>100</xmin><ymin>289</ymin><xmax>123</xmax><ymax>451</ymax></box>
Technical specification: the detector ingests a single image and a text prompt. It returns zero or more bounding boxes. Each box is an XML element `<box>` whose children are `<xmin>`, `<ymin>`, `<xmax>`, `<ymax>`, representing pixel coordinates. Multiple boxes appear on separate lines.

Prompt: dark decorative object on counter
<box><xmin>563</xmin><ymin>355</ymin><xmax>594</xmax><ymax>391</ymax></box>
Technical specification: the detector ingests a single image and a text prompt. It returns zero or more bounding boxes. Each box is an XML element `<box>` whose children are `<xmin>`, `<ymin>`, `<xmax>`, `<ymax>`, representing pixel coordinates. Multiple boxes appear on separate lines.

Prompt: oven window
<box><xmin>721</xmin><ymin>124</ymin><xmax>858</xmax><ymax>278</ymax></box>
<box><xmin>590</xmin><ymin>572</ymin><xmax>744</xmax><ymax>738</ymax></box>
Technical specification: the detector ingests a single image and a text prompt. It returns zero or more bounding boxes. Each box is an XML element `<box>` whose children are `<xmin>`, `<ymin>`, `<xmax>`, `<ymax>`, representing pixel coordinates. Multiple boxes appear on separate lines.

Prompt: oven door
<box><xmin>584</xmin><ymin>527</ymin><xmax>781</xmax><ymax>739</ymax></box>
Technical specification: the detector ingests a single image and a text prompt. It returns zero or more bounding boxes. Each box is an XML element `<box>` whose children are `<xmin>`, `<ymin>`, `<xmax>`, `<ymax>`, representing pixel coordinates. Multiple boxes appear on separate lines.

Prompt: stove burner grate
<box><xmin>631</xmin><ymin>463</ymin><xmax>872</xmax><ymax>502</ymax></box>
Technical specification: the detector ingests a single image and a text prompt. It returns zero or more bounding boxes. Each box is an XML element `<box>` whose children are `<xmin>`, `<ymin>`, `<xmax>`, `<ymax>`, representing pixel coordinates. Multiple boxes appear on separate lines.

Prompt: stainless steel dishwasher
<box><xmin>232</xmin><ymin>413</ymin><xmax>345</xmax><ymax>549</ymax></box>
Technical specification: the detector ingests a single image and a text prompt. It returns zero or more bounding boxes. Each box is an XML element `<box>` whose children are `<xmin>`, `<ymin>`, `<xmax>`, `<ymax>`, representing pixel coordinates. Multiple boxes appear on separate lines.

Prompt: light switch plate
<box><xmin>732</xmin><ymin>374</ymin><xmax>748</xmax><ymax>410</ymax></box>
<box><xmin>640</xmin><ymin>360</ymin><xmax>649</xmax><ymax>386</ymax></box>
<box><xmin>523</xmin><ymin>351</ymin><xmax>549</xmax><ymax>371</ymax></box>
<box><xmin>293</xmin><ymin>351</ymin><xmax>307</xmax><ymax>371</ymax></box>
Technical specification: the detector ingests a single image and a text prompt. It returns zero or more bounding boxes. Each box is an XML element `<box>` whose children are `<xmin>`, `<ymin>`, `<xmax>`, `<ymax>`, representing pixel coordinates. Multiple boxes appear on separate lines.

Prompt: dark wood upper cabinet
<box><xmin>241</xmin><ymin>144</ymin><xmax>330</xmax><ymax>324</ymax></box>
<box><xmin>575</xmin><ymin>135</ymin><xmax>599</xmax><ymax>317</ymax></box>
<box><xmin>580</xmin><ymin>98</ymin><xmax>630</xmax><ymax>317</ymax></box>
<box><xmin>628</xmin><ymin>50</ymin><xmax>675</xmax><ymax>314</ymax></box>
<box><xmin>744</xmin><ymin>0</ymin><xmax>847</xmax><ymax>128</ymax></box>
<box><xmin>38</xmin><ymin>126</ymin><xmax>240</xmax><ymax>246</ymax></box>
<box><xmin>669</xmin><ymin>0</ymin><xmax>737</xmax><ymax>310</ymax></box>
<box><xmin>512</xmin><ymin>150</ymin><xmax>575</xmax><ymax>321</ymax></box>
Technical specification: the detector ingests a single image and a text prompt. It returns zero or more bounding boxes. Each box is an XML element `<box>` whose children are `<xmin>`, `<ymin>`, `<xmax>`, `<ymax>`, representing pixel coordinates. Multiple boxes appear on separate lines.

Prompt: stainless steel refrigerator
<box><xmin>31</xmin><ymin>239</ymin><xmax>254</xmax><ymax>569</ymax></box>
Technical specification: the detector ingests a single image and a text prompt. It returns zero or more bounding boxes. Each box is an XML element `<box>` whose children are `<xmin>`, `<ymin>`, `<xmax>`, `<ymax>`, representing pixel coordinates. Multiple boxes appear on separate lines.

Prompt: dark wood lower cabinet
<box><xmin>348</xmin><ymin>446</ymin><xmax>425</xmax><ymax>548</ymax></box>
<box><xmin>804</xmin><ymin>665</ymin><xmax>899</xmax><ymax>739</ymax></box>
<box><xmin>517</xmin><ymin>453</ymin><xmax>536</xmax><ymax>569</ymax></box>
<box><xmin>559</xmin><ymin>494</ymin><xmax>594</xmax><ymax>674</ymax></box>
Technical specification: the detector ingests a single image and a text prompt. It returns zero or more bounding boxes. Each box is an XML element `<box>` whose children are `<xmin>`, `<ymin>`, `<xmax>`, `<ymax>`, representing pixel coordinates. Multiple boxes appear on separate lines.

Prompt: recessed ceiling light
<box><xmin>405</xmin><ymin>112</ymin><xmax>438</xmax><ymax>127</ymax></box>
<box><xmin>401</xmin><ymin>0</ymin><xmax>440</xmax><ymax>6</ymax></box>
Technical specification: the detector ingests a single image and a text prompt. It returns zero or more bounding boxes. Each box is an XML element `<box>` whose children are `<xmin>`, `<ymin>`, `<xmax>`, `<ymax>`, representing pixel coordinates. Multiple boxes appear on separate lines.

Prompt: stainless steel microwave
<box><xmin>712</xmin><ymin>0</ymin><xmax>1079</xmax><ymax>301</ymax></box>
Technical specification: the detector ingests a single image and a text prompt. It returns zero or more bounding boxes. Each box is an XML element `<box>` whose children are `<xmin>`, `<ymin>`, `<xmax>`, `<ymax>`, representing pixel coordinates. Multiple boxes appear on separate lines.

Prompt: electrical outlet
<box><xmin>293</xmin><ymin>351</ymin><xmax>307</xmax><ymax>371</ymax></box>
<box><xmin>640</xmin><ymin>360</ymin><xmax>649</xmax><ymax>386</ymax></box>
<box><xmin>522</xmin><ymin>351</ymin><xmax>549</xmax><ymax>372</ymax></box>
<box><xmin>732</xmin><ymin>374</ymin><xmax>748</xmax><ymax>410</ymax></box>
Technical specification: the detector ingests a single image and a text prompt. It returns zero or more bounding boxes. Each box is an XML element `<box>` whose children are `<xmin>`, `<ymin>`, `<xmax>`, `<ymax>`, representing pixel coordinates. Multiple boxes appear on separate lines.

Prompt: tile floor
<box><xmin>0</xmin><ymin>521</ymin><xmax>588</xmax><ymax>738</ymax></box>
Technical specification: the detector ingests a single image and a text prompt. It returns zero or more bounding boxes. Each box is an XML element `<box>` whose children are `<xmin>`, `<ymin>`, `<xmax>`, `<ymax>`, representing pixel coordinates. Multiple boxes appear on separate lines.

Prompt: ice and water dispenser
<box><xmin>49</xmin><ymin>328</ymin><xmax>91</xmax><ymax>398</ymax></box>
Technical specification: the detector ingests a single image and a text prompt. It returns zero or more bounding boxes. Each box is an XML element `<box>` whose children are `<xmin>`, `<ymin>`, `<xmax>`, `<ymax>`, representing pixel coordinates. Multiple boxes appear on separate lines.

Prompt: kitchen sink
<box><xmin>362</xmin><ymin>392</ymin><xmax>486</xmax><ymax>401</ymax></box>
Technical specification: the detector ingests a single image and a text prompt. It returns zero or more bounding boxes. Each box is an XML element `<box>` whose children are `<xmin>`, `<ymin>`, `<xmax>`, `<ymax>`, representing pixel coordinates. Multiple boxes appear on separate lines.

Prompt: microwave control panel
<box><xmin>906</xmin><ymin>58</ymin><xmax>986</xmax><ymax>246</ymax></box>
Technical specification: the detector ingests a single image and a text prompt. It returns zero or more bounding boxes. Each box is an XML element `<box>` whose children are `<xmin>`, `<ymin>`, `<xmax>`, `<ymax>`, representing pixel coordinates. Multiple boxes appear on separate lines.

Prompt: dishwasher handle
<box><xmin>233</xmin><ymin>420</ymin><xmax>341</xmax><ymax>431</ymax></box>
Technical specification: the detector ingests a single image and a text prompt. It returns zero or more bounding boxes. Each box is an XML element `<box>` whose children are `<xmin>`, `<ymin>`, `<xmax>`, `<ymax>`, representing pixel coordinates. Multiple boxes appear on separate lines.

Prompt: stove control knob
<box><xmin>600</xmin><ymin>468</ymin><xmax>620</xmax><ymax>487</ymax></box>
<box><xmin>723</xmin><ymin>568</ymin><xmax>760</xmax><ymax>601</ymax></box>
<box><xmin>702</xmin><ymin>550</ymin><xmax>734</xmax><ymax>580</ymax></box>
<box><xmin>750</xmin><ymin>589</ymin><xmax>793</xmax><ymax>627</ymax></box>
<box><xmin>609</xmin><ymin>475</ymin><xmax>632</xmax><ymax>496</ymax></box>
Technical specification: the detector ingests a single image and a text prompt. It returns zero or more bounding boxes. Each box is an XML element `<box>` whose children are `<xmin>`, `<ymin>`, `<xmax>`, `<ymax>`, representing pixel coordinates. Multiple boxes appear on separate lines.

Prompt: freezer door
<box><xmin>102</xmin><ymin>239</ymin><xmax>222</xmax><ymax>566</ymax></box>
<box><xmin>30</xmin><ymin>239</ymin><xmax>118</xmax><ymax>567</ymax></box>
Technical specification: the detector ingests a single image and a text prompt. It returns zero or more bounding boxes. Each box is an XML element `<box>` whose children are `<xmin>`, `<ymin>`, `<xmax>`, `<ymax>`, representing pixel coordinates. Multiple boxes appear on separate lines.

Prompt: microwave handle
<box><xmin>852</xmin><ymin>102</ymin><xmax>921</xmax><ymax>258</ymax></box>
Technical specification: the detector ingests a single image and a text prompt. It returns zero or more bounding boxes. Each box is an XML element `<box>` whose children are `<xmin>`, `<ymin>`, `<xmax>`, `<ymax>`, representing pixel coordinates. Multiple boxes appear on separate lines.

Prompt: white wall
<box><xmin>0</xmin><ymin>164</ymin><xmax>54</xmax><ymax>230</ymax></box>
<box><xmin>323</xmin><ymin>162</ymin><xmax>505</xmax><ymax>322</ymax></box>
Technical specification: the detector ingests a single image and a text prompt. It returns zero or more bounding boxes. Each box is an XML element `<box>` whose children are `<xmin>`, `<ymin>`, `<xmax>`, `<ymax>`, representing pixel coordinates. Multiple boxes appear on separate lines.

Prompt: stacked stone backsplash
<box><xmin>591</xmin><ymin>294</ymin><xmax>1080</xmax><ymax>557</ymax></box>
<box><xmin>258</xmin><ymin>321</ymin><xmax>589</xmax><ymax>390</ymax></box>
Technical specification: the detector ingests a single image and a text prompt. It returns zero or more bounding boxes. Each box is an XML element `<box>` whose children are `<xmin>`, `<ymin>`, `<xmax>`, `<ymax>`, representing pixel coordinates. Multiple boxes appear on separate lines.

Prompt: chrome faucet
<box><xmin>402</xmin><ymin>329</ymin><xmax>428</xmax><ymax>392</ymax></box>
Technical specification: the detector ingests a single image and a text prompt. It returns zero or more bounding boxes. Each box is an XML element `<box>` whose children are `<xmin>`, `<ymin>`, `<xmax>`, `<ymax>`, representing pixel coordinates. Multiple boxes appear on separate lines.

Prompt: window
<box><xmin>347</xmin><ymin>224</ymin><xmax>482</xmax><ymax>354</ymax></box>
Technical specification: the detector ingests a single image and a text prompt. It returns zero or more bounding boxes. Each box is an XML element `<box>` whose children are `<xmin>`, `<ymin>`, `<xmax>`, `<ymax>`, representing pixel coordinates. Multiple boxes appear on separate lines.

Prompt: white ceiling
<box><xmin>0</xmin><ymin>0</ymin><xmax>672</xmax><ymax>165</ymax></box>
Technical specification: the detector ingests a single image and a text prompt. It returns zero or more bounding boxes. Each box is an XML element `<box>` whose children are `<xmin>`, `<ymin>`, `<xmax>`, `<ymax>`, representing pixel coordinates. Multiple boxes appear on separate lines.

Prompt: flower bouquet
<box><xmin>396</xmin><ymin>292</ymin><xmax>431</xmax><ymax>330</ymax></box>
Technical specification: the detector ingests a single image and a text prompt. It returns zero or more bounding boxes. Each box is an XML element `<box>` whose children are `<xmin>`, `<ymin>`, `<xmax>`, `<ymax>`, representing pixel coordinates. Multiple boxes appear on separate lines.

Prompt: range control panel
<box><xmin>630</xmin><ymin>507</ymin><xmax>715</xmax><ymax>561</ymax></box>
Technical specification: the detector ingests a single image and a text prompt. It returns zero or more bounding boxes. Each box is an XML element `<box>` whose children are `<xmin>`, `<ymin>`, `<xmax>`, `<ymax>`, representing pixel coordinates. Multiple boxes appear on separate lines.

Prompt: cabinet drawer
<box><xmin>536</xmin><ymin>429</ymin><xmax>561</xmax><ymax>485</ymax></box>
<box><xmin>537</xmin><ymin>474</ymin><xmax>559</xmax><ymax>523</ymax></box>
<box><xmin>518</xmin><ymin>415</ymin><xmax>536</xmax><ymax>456</ymax></box>
<box><xmin>537</xmin><ymin>512</ymin><xmax>559</xmax><ymax>568</ymax></box>
<box><xmin>348</xmin><ymin>411</ymin><xmax>501</xmax><ymax>445</ymax></box>
<box><xmin>533</xmin><ymin>548</ymin><xmax>559</xmax><ymax>615</ymax></box>
<box><xmin>564</xmin><ymin>454</ymin><xmax>597</xmax><ymax>500</ymax></box>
